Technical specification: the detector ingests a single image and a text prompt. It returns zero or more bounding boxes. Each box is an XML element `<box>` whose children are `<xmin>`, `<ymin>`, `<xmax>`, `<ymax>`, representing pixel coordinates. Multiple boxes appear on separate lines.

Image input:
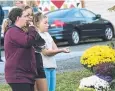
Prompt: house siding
<box><xmin>84</xmin><ymin>0</ymin><xmax>115</xmax><ymax>27</ymax></box>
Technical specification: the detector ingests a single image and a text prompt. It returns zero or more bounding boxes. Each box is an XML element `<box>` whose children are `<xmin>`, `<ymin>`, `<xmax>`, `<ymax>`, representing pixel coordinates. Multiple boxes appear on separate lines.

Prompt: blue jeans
<box><xmin>44</xmin><ymin>68</ymin><xmax>56</xmax><ymax>91</ymax></box>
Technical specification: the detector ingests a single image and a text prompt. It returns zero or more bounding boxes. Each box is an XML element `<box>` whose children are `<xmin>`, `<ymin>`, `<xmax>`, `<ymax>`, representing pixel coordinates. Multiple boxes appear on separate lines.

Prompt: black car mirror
<box><xmin>92</xmin><ymin>14</ymin><xmax>101</xmax><ymax>20</ymax></box>
<box><xmin>96</xmin><ymin>14</ymin><xmax>101</xmax><ymax>19</ymax></box>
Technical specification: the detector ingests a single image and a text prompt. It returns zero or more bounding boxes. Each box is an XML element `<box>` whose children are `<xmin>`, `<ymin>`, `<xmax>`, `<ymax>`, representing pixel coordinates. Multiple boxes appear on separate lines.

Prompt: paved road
<box><xmin>0</xmin><ymin>50</ymin><xmax>83</xmax><ymax>84</ymax></box>
<box><xmin>1</xmin><ymin>39</ymin><xmax>113</xmax><ymax>73</ymax></box>
<box><xmin>0</xmin><ymin>51</ymin><xmax>84</xmax><ymax>73</ymax></box>
<box><xmin>0</xmin><ymin>39</ymin><xmax>114</xmax><ymax>83</ymax></box>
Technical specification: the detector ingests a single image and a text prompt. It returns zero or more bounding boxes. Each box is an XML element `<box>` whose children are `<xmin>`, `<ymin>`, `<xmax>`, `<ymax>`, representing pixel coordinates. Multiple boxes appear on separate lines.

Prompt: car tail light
<box><xmin>53</xmin><ymin>20</ymin><xmax>66</xmax><ymax>27</ymax></box>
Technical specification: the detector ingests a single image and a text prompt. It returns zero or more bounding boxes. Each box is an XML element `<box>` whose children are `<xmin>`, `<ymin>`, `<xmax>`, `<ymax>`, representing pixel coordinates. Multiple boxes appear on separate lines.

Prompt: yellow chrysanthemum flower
<box><xmin>80</xmin><ymin>45</ymin><xmax>115</xmax><ymax>68</ymax></box>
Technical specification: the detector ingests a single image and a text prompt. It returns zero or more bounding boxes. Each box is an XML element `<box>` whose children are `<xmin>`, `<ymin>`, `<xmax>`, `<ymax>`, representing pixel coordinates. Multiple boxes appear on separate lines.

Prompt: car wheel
<box><xmin>103</xmin><ymin>25</ymin><xmax>113</xmax><ymax>41</ymax></box>
<box><xmin>68</xmin><ymin>30</ymin><xmax>80</xmax><ymax>45</ymax></box>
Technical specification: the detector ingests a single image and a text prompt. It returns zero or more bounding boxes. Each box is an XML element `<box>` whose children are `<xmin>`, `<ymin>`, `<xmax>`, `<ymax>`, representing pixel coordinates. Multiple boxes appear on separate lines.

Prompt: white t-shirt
<box><xmin>39</xmin><ymin>32</ymin><xmax>57</xmax><ymax>68</ymax></box>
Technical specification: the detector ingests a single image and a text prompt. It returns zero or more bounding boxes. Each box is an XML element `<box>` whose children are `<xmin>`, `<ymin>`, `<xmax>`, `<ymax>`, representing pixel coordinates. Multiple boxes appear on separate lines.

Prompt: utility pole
<box><xmin>80</xmin><ymin>0</ymin><xmax>85</xmax><ymax>8</ymax></box>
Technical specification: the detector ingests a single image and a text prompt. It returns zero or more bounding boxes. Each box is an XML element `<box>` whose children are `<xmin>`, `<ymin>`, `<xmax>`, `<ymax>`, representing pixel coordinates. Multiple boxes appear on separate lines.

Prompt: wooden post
<box><xmin>80</xmin><ymin>0</ymin><xmax>85</xmax><ymax>8</ymax></box>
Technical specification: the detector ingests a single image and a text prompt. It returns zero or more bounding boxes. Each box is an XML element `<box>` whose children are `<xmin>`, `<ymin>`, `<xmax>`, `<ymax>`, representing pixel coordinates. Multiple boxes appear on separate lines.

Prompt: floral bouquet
<box><xmin>79</xmin><ymin>45</ymin><xmax>115</xmax><ymax>91</ymax></box>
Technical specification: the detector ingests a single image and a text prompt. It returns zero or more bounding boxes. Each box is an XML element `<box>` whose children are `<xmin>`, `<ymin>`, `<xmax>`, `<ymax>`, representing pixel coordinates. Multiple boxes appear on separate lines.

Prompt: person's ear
<box><xmin>16</xmin><ymin>16</ymin><xmax>20</xmax><ymax>21</ymax></box>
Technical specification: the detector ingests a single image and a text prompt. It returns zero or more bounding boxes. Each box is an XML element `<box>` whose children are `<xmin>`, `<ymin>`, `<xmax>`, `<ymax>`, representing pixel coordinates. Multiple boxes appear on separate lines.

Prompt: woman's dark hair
<box><xmin>8</xmin><ymin>8</ymin><xmax>23</xmax><ymax>24</ymax></box>
<box><xmin>8</xmin><ymin>5</ymin><xmax>32</xmax><ymax>25</ymax></box>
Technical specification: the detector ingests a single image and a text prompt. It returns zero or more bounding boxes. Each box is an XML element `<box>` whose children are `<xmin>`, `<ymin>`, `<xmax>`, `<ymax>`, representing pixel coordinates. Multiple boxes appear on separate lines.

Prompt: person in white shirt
<box><xmin>33</xmin><ymin>13</ymin><xmax>70</xmax><ymax>91</ymax></box>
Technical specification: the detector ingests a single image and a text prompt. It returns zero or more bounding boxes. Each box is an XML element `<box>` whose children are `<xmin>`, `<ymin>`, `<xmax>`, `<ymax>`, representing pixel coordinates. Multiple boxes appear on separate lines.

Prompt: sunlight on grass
<box><xmin>0</xmin><ymin>84</ymin><xmax>11</xmax><ymax>91</ymax></box>
<box><xmin>0</xmin><ymin>69</ymin><xmax>115</xmax><ymax>91</ymax></box>
<box><xmin>0</xmin><ymin>69</ymin><xmax>93</xmax><ymax>91</ymax></box>
<box><xmin>56</xmin><ymin>69</ymin><xmax>92</xmax><ymax>91</ymax></box>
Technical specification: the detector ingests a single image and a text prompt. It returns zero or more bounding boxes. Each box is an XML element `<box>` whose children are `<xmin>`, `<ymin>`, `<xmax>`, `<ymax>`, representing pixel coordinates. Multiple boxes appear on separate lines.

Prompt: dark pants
<box><xmin>9</xmin><ymin>83</ymin><xmax>34</xmax><ymax>91</ymax></box>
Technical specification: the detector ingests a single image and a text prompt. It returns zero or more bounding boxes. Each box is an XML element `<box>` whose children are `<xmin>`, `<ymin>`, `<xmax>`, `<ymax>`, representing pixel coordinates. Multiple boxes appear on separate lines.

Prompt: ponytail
<box><xmin>2</xmin><ymin>18</ymin><xmax>12</xmax><ymax>34</ymax></box>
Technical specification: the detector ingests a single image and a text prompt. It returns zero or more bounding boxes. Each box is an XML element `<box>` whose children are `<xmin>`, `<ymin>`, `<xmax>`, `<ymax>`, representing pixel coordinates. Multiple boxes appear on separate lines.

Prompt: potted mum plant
<box><xmin>79</xmin><ymin>45</ymin><xmax>115</xmax><ymax>91</ymax></box>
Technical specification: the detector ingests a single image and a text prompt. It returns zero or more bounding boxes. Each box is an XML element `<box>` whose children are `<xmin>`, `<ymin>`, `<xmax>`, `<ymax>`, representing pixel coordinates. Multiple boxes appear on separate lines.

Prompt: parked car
<box><xmin>46</xmin><ymin>8</ymin><xmax>114</xmax><ymax>45</ymax></box>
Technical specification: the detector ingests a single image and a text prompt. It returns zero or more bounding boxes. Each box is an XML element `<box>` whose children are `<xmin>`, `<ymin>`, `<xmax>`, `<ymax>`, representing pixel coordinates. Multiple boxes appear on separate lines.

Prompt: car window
<box><xmin>3</xmin><ymin>10</ymin><xmax>9</xmax><ymax>18</ymax></box>
<box><xmin>74</xmin><ymin>12</ymin><xmax>83</xmax><ymax>18</ymax></box>
<box><xmin>46</xmin><ymin>9</ymin><xmax>70</xmax><ymax>18</ymax></box>
<box><xmin>80</xmin><ymin>10</ymin><xmax>96</xmax><ymax>18</ymax></box>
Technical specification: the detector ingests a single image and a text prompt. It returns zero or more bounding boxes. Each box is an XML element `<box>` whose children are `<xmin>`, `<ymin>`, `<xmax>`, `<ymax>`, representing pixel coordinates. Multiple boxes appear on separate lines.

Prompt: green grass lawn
<box><xmin>56</xmin><ymin>69</ymin><xmax>93</xmax><ymax>91</ymax></box>
<box><xmin>0</xmin><ymin>69</ymin><xmax>115</xmax><ymax>91</ymax></box>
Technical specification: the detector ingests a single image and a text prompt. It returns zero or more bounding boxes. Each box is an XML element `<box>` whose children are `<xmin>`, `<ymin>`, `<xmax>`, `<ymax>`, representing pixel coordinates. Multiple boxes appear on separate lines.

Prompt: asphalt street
<box><xmin>0</xmin><ymin>49</ymin><xmax>83</xmax><ymax>84</ymax></box>
<box><xmin>0</xmin><ymin>39</ymin><xmax>113</xmax><ymax>73</ymax></box>
<box><xmin>0</xmin><ymin>50</ymin><xmax>84</xmax><ymax>73</ymax></box>
<box><xmin>0</xmin><ymin>39</ymin><xmax>114</xmax><ymax>84</ymax></box>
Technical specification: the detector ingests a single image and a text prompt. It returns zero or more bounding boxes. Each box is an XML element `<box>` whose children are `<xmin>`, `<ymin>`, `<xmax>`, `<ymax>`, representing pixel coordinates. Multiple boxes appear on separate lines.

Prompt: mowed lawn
<box><xmin>0</xmin><ymin>69</ymin><xmax>92</xmax><ymax>91</ymax></box>
<box><xmin>0</xmin><ymin>69</ymin><xmax>115</xmax><ymax>91</ymax></box>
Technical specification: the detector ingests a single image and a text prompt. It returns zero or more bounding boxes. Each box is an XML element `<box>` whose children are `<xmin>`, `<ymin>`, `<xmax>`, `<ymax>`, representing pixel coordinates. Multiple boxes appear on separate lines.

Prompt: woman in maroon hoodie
<box><xmin>4</xmin><ymin>7</ymin><xmax>44</xmax><ymax>91</ymax></box>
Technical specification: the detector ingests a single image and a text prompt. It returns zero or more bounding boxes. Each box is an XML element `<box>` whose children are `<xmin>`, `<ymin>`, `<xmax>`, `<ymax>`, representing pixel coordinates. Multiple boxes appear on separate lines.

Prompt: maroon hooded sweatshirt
<box><xmin>4</xmin><ymin>25</ymin><xmax>40</xmax><ymax>84</ymax></box>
